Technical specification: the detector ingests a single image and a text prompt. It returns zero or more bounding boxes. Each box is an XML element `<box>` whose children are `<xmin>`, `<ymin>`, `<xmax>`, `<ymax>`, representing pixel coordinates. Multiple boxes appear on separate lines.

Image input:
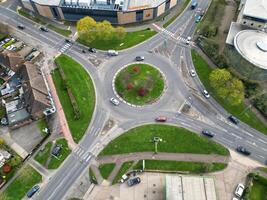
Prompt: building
<box><xmin>20</xmin><ymin>0</ymin><xmax>179</xmax><ymax>24</ymax></box>
<box><xmin>0</xmin><ymin>50</ymin><xmax>24</xmax><ymax>72</ymax></box>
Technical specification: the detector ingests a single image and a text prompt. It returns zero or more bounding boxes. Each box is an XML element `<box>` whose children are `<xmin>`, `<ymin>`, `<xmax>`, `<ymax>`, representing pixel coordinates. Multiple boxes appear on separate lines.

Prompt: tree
<box><xmin>115</xmin><ymin>26</ymin><xmax>126</xmax><ymax>40</ymax></box>
<box><xmin>97</xmin><ymin>20</ymin><xmax>114</xmax><ymax>41</ymax></box>
<box><xmin>0</xmin><ymin>137</ymin><xmax>4</xmax><ymax>146</ymax></box>
<box><xmin>209</xmin><ymin>69</ymin><xmax>244</xmax><ymax>105</ymax></box>
<box><xmin>77</xmin><ymin>16</ymin><xmax>98</xmax><ymax>43</ymax></box>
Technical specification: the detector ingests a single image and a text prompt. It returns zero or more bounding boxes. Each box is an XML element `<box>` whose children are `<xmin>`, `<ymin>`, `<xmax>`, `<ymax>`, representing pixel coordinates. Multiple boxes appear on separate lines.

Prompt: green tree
<box><xmin>0</xmin><ymin>137</ymin><xmax>5</xmax><ymax>145</ymax></box>
<box><xmin>115</xmin><ymin>26</ymin><xmax>126</xmax><ymax>40</ymax></box>
<box><xmin>77</xmin><ymin>16</ymin><xmax>98</xmax><ymax>43</ymax></box>
<box><xmin>97</xmin><ymin>20</ymin><xmax>114</xmax><ymax>41</ymax></box>
<box><xmin>209</xmin><ymin>69</ymin><xmax>244</xmax><ymax>105</ymax></box>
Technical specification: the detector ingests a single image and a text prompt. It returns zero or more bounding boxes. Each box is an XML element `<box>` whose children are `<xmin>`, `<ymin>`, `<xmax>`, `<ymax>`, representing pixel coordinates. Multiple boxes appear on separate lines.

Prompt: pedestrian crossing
<box><xmin>59</xmin><ymin>43</ymin><xmax>72</xmax><ymax>53</ymax></box>
<box><xmin>73</xmin><ymin>146</ymin><xmax>92</xmax><ymax>163</ymax></box>
<box><xmin>90</xmin><ymin>126</ymin><xmax>101</xmax><ymax>136</ymax></box>
<box><xmin>152</xmin><ymin>23</ymin><xmax>188</xmax><ymax>43</ymax></box>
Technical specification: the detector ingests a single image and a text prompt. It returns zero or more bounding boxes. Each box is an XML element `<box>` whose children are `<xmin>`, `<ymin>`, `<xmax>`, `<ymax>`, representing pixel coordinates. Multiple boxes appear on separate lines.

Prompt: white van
<box><xmin>108</xmin><ymin>50</ymin><xmax>118</xmax><ymax>56</ymax></box>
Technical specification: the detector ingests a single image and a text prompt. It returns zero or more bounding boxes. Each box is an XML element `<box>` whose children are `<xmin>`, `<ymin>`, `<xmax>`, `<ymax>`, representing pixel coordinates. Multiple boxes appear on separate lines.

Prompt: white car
<box><xmin>232</xmin><ymin>198</ymin><xmax>239</xmax><ymax>200</ymax></box>
<box><xmin>119</xmin><ymin>174</ymin><xmax>129</xmax><ymax>183</ymax></box>
<box><xmin>234</xmin><ymin>183</ymin><xmax>245</xmax><ymax>198</ymax></box>
<box><xmin>203</xmin><ymin>90</ymin><xmax>210</xmax><ymax>98</ymax></box>
<box><xmin>108</xmin><ymin>50</ymin><xmax>118</xmax><ymax>56</ymax></box>
<box><xmin>190</xmin><ymin>69</ymin><xmax>196</xmax><ymax>77</ymax></box>
<box><xmin>110</xmin><ymin>97</ymin><xmax>120</xmax><ymax>106</ymax></box>
<box><xmin>186</xmin><ymin>36</ymin><xmax>192</xmax><ymax>45</ymax></box>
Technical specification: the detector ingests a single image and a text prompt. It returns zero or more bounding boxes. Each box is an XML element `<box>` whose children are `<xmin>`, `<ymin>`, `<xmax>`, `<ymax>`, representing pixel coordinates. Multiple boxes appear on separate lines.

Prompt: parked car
<box><xmin>88</xmin><ymin>47</ymin><xmax>96</xmax><ymax>53</ymax></box>
<box><xmin>108</xmin><ymin>50</ymin><xmax>118</xmax><ymax>56</ymax></box>
<box><xmin>232</xmin><ymin>198</ymin><xmax>239</xmax><ymax>200</ymax></box>
<box><xmin>27</xmin><ymin>185</ymin><xmax>40</xmax><ymax>198</ymax></box>
<box><xmin>52</xmin><ymin>144</ymin><xmax>63</xmax><ymax>156</ymax></box>
<box><xmin>201</xmin><ymin>129</ymin><xmax>215</xmax><ymax>137</ymax></box>
<box><xmin>110</xmin><ymin>97</ymin><xmax>120</xmax><ymax>106</ymax></box>
<box><xmin>202</xmin><ymin>90</ymin><xmax>210</xmax><ymax>98</ymax></box>
<box><xmin>40</xmin><ymin>26</ymin><xmax>48</xmax><ymax>32</ymax></box>
<box><xmin>155</xmin><ymin>116</ymin><xmax>167</xmax><ymax>122</ymax></box>
<box><xmin>127</xmin><ymin>177</ymin><xmax>141</xmax><ymax>187</ymax></box>
<box><xmin>120</xmin><ymin>174</ymin><xmax>129</xmax><ymax>183</ymax></box>
<box><xmin>17</xmin><ymin>25</ymin><xmax>25</xmax><ymax>30</ymax></box>
<box><xmin>234</xmin><ymin>183</ymin><xmax>245</xmax><ymax>198</ymax></box>
<box><xmin>135</xmin><ymin>56</ymin><xmax>145</xmax><ymax>61</ymax></box>
<box><xmin>189</xmin><ymin>69</ymin><xmax>196</xmax><ymax>77</ymax></box>
<box><xmin>236</xmin><ymin>146</ymin><xmax>251</xmax><ymax>156</ymax></box>
<box><xmin>228</xmin><ymin>115</ymin><xmax>239</xmax><ymax>125</ymax></box>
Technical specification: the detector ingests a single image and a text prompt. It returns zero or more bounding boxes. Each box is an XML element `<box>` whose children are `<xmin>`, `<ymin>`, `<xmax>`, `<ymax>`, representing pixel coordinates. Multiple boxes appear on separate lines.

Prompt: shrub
<box><xmin>138</xmin><ymin>87</ymin><xmax>147</xmax><ymax>97</ymax></box>
<box><xmin>133</xmin><ymin>66</ymin><xmax>140</xmax><ymax>73</ymax></box>
<box><xmin>126</xmin><ymin>83</ymin><xmax>133</xmax><ymax>90</ymax></box>
<box><xmin>2</xmin><ymin>164</ymin><xmax>11</xmax><ymax>173</ymax></box>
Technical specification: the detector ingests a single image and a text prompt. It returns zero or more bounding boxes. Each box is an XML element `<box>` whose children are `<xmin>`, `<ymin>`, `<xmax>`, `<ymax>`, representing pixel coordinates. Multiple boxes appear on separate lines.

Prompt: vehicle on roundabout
<box><xmin>201</xmin><ymin>129</ymin><xmax>215</xmax><ymax>137</ymax></box>
<box><xmin>135</xmin><ymin>56</ymin><xmax>145</xmax><ymax>61</ymax></box>
<box><xmin>202</xmin><ymin>90</ymin><xmax>210</xmax><ymax>98</ymax></box>
<box><xmin>155</xmin><ymin>116</ymin><xmax>167</xmax><ymax>122</ymax></box>
<box><xmin>110</xmin><ymin>97</ymin><xmax>120</xmax><ymax>106</ymax></box>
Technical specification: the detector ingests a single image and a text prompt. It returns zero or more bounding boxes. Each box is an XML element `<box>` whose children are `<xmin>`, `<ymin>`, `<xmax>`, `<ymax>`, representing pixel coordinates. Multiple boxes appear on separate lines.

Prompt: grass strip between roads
<box><xmin>99</xmin><ymin>163</ymin><xmax>116</xmax><ymax>180</ymax></box>
<box><xmin>112</xmin><ymin>161</ymin><xmax>134</xmax><ymax>184</ymax></box>
<box><xmin>133</xmin><ymin>160</ymin><xmax>227</xmax><ymax>173</ymax></box>
<box><xmin>191</xmin><ymin>49</ymin><xmax>267</xmax><ymax>135</ymax></box>
<box><xmin>100</xmin><ymin>125</ymin><xmax>229</xmax><ymax>156</ymax></box>
<box><xmin>1</xmin><ymin>165</ymin><xmax>42</xmax><ymax>200</ymax></box>
<box><xmin>78</xmin><ymin>29</ymin><xmax>156</xmax><ymax>50</ymax></box>
<box><xmin>47</xmin><ymin>24</ymin><xmax>72</xmax><ymax>37</ymax></box>
<box><xmin>53</xmin><ymin>54</ymin><xmax>95</xmax><ymax>142</ymax></box>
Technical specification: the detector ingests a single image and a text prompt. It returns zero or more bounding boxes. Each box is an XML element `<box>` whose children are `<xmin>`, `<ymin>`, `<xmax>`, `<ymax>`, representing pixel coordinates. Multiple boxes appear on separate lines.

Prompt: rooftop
<box><xmin>243</xmin><ymin>0</ymin><xmax>267</xmax><ymax>21</ymax></box>
<box><xmin>31</xmin><ymin>0</ymin><xmax>61</xmax><ymax>6</ymax></box>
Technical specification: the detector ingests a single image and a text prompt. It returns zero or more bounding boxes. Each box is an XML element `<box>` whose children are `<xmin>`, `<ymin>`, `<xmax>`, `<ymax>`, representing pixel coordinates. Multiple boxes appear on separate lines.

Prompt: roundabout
<box><xmin>114</xmin><ymin>63</ymin><xmax>165</xmax><ymax>106</ymax></box>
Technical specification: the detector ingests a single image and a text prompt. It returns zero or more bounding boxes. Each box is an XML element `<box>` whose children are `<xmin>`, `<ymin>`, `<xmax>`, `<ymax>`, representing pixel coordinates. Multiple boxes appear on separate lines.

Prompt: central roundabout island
<box><xmin>114</xmin><ymin>63</ymin><xmax>165</xmax><ymax>106</ymax></box>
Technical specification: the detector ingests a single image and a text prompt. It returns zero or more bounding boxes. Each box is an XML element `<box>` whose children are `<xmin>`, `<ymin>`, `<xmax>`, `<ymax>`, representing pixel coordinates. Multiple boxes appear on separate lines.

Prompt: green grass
<box><xmin>248</xmin><ymin>175</ymin><xmax>267</xmax><ymax>200</ymax></box>
<box><xmin>133</xmin><ymin>160</ymin><xmax>227</xmax><ymax>173</ymax></box>
<box><xmin>191</xmin><ymin>49</ymin><xmax>267</xmax><ymax>135</ymax></box>
<box><xmin>259</xmin><ymin>168</ymin><xmax>267</xmax><ymax>174</ymax></box>
<box><xmin>53</xmin><ymin>54</ymin><xmax>95</xmax><ymax>142</ymax></box>
<box><xmin>18</xmin><ymin>8</ymin><xmax>46</xmax><ymax>25</ymax></box>
<box><xmin>89</xmin><ymin>168</ymin><xmax>98</xmax><ymax>184</ymax></box>
<box><xmin>99</xmin><ymin>163</ymin><xmax>116</xmax><ymax>180</ymax></box>
<box><xmin>0</xmin><ymin>165</ymin><xmax>42</xmax><ymax>200</ymax></box>
<box><xmin>112</xmin><ymin>161</ymin><xmax>133</xmax><ymax>184</ymax></box>
<box><xmin>163</xmin><ymin>0</ymin><xmax>191</xmax><ymax>28</ymax></box>
<box><xmin>100</xmin><ymin>124</ymin><xmax>229</xmax><ymax>156</ymax></box>
<box><xmin>48</xmin><ymin>138</ymin><xmax>71</xmax><ymax>169</ymax></box>
<box><xmin>37</xmin><ymin>118</ymin><xmax>48</xmax><ymax>137</ymax></box>
<box><xmin>78</xmin><ymin>29</ymin><xmax>156</xmax><ymax>50</ymax></box>
<box><xmin>34</xmin><ymin>141</ymin><xmax>52</xmax><ymax>166</ymax></box>
<box><xmin>47</xmin><ymin>24</ymin><xmax>72</xmax><ymax>37</ymax></box>
<box><xmin>115</xmin><ymin>63</ymin><xmax>165</xmax><ymax>105</ymax></box>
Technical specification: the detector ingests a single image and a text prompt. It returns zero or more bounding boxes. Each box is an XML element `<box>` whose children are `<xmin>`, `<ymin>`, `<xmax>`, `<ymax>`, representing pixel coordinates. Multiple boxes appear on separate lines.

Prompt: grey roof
<box><xmin>7</xmin><ymin>108</ymin><xmax>29</xmax><ymax>125</ymax></box>
<box><xmin>32</xmin><ymin>0</ymin><xmax>61</xmax><ymax>6</ymax></box>
<box><xmin>243</xmin><ymin>0</ymin><xmax>267</xmax><ymax>21</ymax></box>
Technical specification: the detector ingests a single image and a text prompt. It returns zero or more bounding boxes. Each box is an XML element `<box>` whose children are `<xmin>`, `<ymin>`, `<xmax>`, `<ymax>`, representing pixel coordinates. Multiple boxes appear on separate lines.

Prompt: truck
<box><xmin>191</xmin><ymin>1</ymin><xmax>198</xmax><ymax>9</ymax></box>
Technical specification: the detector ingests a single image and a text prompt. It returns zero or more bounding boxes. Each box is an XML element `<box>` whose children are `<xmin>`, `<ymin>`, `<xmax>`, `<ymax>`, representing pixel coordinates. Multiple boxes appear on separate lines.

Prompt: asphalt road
<box><xmin>0</xmin><ymin>0</ymin><xmax>266</xmax><ymax>199</ymax></box>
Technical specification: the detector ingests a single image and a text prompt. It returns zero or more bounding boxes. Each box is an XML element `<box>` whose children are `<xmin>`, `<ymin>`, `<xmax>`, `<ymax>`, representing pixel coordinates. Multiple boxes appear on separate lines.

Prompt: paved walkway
<box><xmin>97</xmin><ymin>152</ymin><xmax>229</xmax><ymax>165</ymax></box>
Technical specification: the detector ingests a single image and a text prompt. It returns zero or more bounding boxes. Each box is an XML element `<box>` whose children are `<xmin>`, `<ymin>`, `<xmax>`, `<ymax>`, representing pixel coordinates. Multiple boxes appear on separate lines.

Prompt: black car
<box><xmin>236</xmin><ymin>146</ymin><xmax>251</xmax><ymax>156</ymax></box>
<box><xmin>17</xmin><ymin>25</ymin><xmax>25</xmax><ymax>30</ymax></box>
<box><xmin>82</xmin><ymin>49</ymin><xmax>86</xmax><ymax>53</ymax></box>
<box><xmin>127</xmin><ymin>177</ymin><xmax>141</xmax><ymax>187</ymax></box>
<box><xmin>40</xmin><ymin>26</ymin><xmax>48</xmax><ymax>32</ymax></box>
<box><xmin>228</xmin><ymin>115</ymin><xmax>239</xmax><ymax>124</ymax></box>
<box><xmin>201</xmin><ymin>129</ymin><xmax>215</xmax><ymax>137</ymax></box>
<box><xmin>65</xmin><ymin>39</ymin><xmax>72</xmax><ymax>43</ymax></box>
<box><xmin>52</xmin><ymin>144</ymin><xmax>63</xmax><ymax>156</ymax></box>
<box><xmin>135</xmin><ymin>56</ymin><xmax>145</xmax><ymax>61</ymax></box>
<box><xmin>88</xmin><ymin>47</ymin><xmax>96</xmax><ymax>53</ymax></box>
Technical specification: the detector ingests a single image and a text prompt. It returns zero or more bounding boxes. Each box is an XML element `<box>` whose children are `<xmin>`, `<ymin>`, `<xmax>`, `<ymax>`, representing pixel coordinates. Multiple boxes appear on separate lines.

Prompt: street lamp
<box><xmin>153</xmin><ymin>137</ymin><xmax>162</xmax><ymax>154</ymax></box>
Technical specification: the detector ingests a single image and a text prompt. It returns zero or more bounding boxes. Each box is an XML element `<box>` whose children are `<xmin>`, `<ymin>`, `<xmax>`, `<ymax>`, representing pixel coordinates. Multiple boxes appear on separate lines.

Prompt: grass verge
<box><xmin>47</xmin><ymin>24</ymin><xmax>72</xmax><ymax>37</ymax></box>
<box><xmin>34</xmin><ymin>141</ymin><xmax>52</xmax><ymax>166</ymax></box>
<box><xmin>18</xmin><ymin>8</ymin><xmax>46</xmax><ymax>25</ymax></box>
<box><xmin>37</xmin><ymin>118</ymin><xmax>48</xmax><ymax>137</ymax></box>
<box><xmin>48</xmin><ymin>138</ymin><xmax>71</xmax><ymax>169</ymax></box>
<box><xmin>78</xmin><ymin>29</ymin><xmax>156</xmax><ymax>50</ymax></box>
<box><xmin>1</xmin><ymin>165</ymin><xmax>42</xmax><ymax>200</ymax></box>
<box><xmin>191</xmin><ymin>49</ymin><xmax>267</xmax><ymax>135</ymax></box>
<box><xmin>99</xmin><ymin>163</ymin><xmax>116</xmax><ymax>180</ymax></box>
<box><xmin>100</xmin><ymin>124</ymin><xmax>229</xmax><ymax>156</ymax></box>
<box><xmin>245</xmin><ymin>174</ymin><xmax>267</xmax><ymax>200</ymax></box>
<box><xmin>89</xmin><ymin>168</ymin><xmax>98</xmax><ymax>184</ymax></box>
<box><xmin>112</xmin><ymin>161</ymin><xmax>133</xmax><ymax>184</ymax></box>
<box><xmin>53</xmin><ymin>54</ymin><xmax>95</xmax><ymax>142</ymax></box>
<box><xmin>133</xmin><ymin>160</ymin><xmax>227</xmax><ymax>173</ymax></box>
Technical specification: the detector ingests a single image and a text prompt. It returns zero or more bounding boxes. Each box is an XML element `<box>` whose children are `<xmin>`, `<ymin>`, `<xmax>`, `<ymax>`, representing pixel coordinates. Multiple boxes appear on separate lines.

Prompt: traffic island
<box><xmin>114</xmin><ymin>63</ymin><xmax>166</xmax><ymax>106</ymax></box>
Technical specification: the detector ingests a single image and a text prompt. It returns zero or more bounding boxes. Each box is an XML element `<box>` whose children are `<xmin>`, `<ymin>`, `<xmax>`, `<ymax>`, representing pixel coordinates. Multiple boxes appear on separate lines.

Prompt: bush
<box><xmin>127</xmin><ymin>83</ymin><xmax>133</xmax><ymax>90</ymax></box>
<box><xmin>138</xmin><ymin>87</ymin><xmax>147</xmax><ymax>97</ymax></box>
<box><xmin>2</xmin><ymin>164</ymin><xmax>11</xmax><ymax>173</ymax></box>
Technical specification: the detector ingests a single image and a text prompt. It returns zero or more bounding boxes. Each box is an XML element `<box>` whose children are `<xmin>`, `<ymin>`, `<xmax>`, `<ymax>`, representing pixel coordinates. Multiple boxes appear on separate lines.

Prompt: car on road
<box><xmin>236</xmin><ymin>146</ymin><xmax>251</xmax><ymax>156</ymax></box>
<box><xmin>27</xmin><ymin>185</ymin><xmax>40</xmax><ymax>198</ymax></box>
<box><xmin>202</xmin><ymin>90</ymin><xmax>210</xmax><ymax>98</ymax></box>
<box><xmin>110</xmin><ymin>97</ymin><xmax>120</xmax><ymax>106</ymax></box>
<box><xmin>189</xmin><ymin>69</ymin><xmax>196</xmax><ymax>77</ymax></box>
<box><xmin>195</xmin><ymin>15</ymin><xmax>202</xmax><ymax>23</ymax></box>
<box><xmin>108</xmin><ymin>50</ymin><xmax>118</xmax><ymax>56</ymax></box>
<box><xmin>228</xmin><ymin>115</ymin><xmax>239</xmax><ymax>124</ymax></box>
<box><xmin>127</xmin><ymin>177</ymin><xmax>141</xmax><ymax>187</ymax></box>
<box><xmin>82</xmin><ymin>49</ymin><xmax>86</xmax><ymax>53</ymax></box>
<box><xmin>234</xmin><ymin>183</ymin><xmax>245</xmax><ymax>198</ymax></box>
<box><xmin>155</xmin><ymin>116</ymin><xmax>167</xmax><ymax>122</ymax></box>
<box><xmin>120</xmin><ymin>174</ymin><xmax>129</xmax><ymax>183</ymax></box>
<box><xmin>40</xmin><ymin>26</ymin><xmax>48</xmax><ymax>32</ymax></box>
<box><xmin>17</xmin><ymin>25</ymin><xmax>25</xmax><ymax>30</ymax></box>
<box><xmin>201</xmin><ymin>129</ymin><xmax>215</xmax><ymax>137</ymax></box>
<box><xmin>232</xmin><ymin>198</ymin><xmax>239</xmax><ymax>200</ymax></box>
<box><xmin>88</xmin><ymin>47</ymin><xmax>96</xmax><ymax>53</ymax></box>
<box><xmin>135</xmin><ymin>56</ymin><xmax>145</xmax><ymax>61</ymax></box>
<box><xmin>52</xmin><ymin>144</ymin><xmax>63</xmax><ymax>157</ymax></box>
<box><xmin>65</xmin><ymin>39</ymin><xmax>72</xmax><ymax>43</ymax></box>
<box><xmin>191</xmin><ymin>1</ymin><xmax>198</xmax><ymax>9</ymax></box>
<box><xmin>186</xmin><ymin>36</ymin><xmax>191</xmax><ymax>45</ymax></box>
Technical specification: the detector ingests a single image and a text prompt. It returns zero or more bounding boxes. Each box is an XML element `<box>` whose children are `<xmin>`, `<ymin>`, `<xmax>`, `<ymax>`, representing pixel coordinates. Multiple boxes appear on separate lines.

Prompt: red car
<box><xmin>155</xmin><ymin>116</ymin><xmax>167</xmax><ymax>122</ymax></box>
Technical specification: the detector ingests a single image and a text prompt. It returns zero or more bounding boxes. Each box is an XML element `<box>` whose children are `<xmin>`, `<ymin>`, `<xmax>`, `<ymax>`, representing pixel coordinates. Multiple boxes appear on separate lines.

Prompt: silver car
<box><xmin>110</xmin><ymin>97</ymin><xmax>120</xmax><ymax>105</ymax></box>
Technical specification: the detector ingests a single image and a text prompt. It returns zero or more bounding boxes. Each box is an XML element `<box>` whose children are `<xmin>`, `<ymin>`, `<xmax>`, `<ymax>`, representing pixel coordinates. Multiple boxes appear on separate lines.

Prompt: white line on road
<box><xmin>180</xmin><ymin>122</ymin><xmax>192</xmax><ymax>128</ymax></box>
<box><xmin>218</xmin><ymin>137</ymin><xmax>234</xmax><ymax>144</ymax></box>
<box><xmin>258</xmin><ymin>138</ymin><xmax>267</xmax><ymax>145</ymax></box>
<box><xmin>243</xmin><ymin>131</ymin><xmax>254</xmax><ymax>137</ymax></box>
<box><xmin>260</xmin><ymin>147</ymin><xmax>267</xmax><ymax>152</ymax></box>
<box><xmin>246</xmin><ymin>140</ymin><xmax>257</xmax><ymax>147</ymax></box>
<box><xmin>86</xmin><ymin>155</ymin><xmax>92</xmax><ymax>162</ymax></box>
<box><xmin>231</xmin><ymin>133</ymin><xmax>242</xmax><ymax>140</ymax></box>
<box><xmin>255</xmin><ymin>154</ymin><xmax>264</xmax><ymax>159</ymax></box>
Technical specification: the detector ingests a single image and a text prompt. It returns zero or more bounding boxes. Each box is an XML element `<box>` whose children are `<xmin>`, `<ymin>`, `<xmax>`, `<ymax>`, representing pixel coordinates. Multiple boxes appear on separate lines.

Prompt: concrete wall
<box><xmin>240</xmin><ymin>18</ymin><xmax>265</xmax><ymax>29</ymax></box>
<box><xmin>21</xmin><ymin>1</ymin><xmax>34</xmax><ymax>11</ymax></box>
<box><xmin>117</xmin><ymin>11</ymin><xmax>136</xmax><ymax>24</ymax></box>
<box><xmin>170</xmin><ymin>0</ymin><xmax>177</xmax><ymax>8</ymax></box>
<box><xmin>157</xmin><ymin>3</ymin><xmax>166</xmax><ymax>17</ymax></box>
<box><xmin>35</xmin><ymin>3</ymin><xmax>54</xmax><ymax>19</ymax></box>
<box><xmin>57</xmin><ymin>7</ymin><xmax>65</xmax><ymax>20</ymax></box>
<box><xmin>143</xmin><ymin>9</ymin><xmax>153</xmax><ymax>21</ymax></box>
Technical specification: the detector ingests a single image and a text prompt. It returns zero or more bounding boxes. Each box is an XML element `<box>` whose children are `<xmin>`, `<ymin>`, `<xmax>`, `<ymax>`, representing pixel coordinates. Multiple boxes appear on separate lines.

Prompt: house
<box><xmin>0</xmin><ymin>50</ymin><xmax>24</xmax><ymax>72</ymax></box>
<box><xmin>19</xmin><ymin>62</ymin><xmax>51</xmax><ymax>120</ymax></box>
<box><xmin>0</xmin><ymin>151</ymin><xmax>10</xmax><ymax>168</ymax></box>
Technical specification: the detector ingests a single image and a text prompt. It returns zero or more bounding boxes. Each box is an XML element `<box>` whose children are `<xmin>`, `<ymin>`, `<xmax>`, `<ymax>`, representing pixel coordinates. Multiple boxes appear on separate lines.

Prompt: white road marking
<box><xmin>246</xmin><ymin>140</ymin><xmax>257</xmax><ymax>147</ymax></box>
<box><xmin>255</xmin><ymin>154</ymin><xmax>264</xmax><ymax>159</ymax></box>
<box><xmin>258</xmin><ymin>138</ymin><xmax>267</xmax><ymax>145</ymax></box>
<box><xmin>243</xmin><ymin>131</ymin><xmax>254</xmax><ymax>137</ymax></box>
<box><xmin>86</xmin><ymin>154</ymin><xmax>92</xmax><ymax>162</ymax></box>
<box><xmin>260</xmin><ymin>147</ymin><xmax>267</xmax><ymax>152</ymax></box>
<box><xmin>218</xmin><ymin>137</ymin><xmax>234</xmax><ymax>144</ymax></box>
<box><xmin>231</xmin><ymin>133</ymin><xmax>242</xmax><ymax>140</ymax></box>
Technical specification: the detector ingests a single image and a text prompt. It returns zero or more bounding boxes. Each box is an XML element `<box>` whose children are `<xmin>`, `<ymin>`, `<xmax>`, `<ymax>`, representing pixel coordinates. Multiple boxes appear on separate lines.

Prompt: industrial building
<box><xmin>20</xmin><ymin>0</ymin><xmax>179</xmax><ymax>24</ymax></box>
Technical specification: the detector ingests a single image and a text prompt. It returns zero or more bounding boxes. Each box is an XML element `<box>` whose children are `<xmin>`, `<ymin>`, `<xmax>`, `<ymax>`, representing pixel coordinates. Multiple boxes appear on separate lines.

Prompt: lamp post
<box><xmin>153</xmin><ymin>137</ymin><xmax>162</xmax><ymax>154</ymax></box>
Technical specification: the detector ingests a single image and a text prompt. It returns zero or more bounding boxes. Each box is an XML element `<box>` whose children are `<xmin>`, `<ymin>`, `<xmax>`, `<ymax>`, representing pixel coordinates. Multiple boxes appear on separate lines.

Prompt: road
<box><xmin>0</xmin><ymin>0</ymin><xmax>266</xmax><ymax>199</ymax></box>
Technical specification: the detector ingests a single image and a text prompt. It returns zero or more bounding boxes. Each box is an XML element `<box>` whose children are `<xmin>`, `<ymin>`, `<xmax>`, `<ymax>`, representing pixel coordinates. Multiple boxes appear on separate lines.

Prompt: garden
<box><xmin>115</xmin><ymin>63</ymin><xmax>165</xmax><ymax>105</ymax></box>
